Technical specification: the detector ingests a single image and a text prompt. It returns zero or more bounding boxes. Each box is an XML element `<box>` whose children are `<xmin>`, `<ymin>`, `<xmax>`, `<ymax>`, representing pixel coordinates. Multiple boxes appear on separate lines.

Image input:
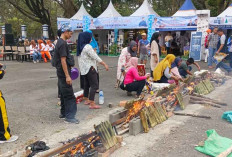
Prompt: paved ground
<box><xmin>0</xmin><ymin>56</ymin><xmax>230</xmax><ymax>156</ymax></box>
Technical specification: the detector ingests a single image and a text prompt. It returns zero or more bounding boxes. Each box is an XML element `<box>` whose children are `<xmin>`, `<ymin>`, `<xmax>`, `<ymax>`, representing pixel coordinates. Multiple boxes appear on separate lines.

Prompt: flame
<box><xmin>125</xmin><ymin>100</ymin><xmax>145</xmax><ymax>123</ymax></box>
<box><xmin>60</xmin><ymin>136</ymin><xmax>100</xmax><ymax>156</ymax></box>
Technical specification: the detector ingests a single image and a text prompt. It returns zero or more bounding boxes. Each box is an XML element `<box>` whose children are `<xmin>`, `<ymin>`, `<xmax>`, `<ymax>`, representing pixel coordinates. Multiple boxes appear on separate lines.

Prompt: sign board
<box><xmin>189</xmin><ymin>31</ymin><xmax>203</xmax><ymax>61</ymax></box>
<box><xmin>210</xmin><ymin>17</ymin><xmax>232</xmax><ymax>29</ymax></box>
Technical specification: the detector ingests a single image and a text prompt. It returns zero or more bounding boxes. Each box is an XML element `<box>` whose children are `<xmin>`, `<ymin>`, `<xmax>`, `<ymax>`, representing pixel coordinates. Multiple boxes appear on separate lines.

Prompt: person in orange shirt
<box><xmin>38</xmin><ymin>40</ymin><xmax>51</xmax><ymax>63</ymax></box>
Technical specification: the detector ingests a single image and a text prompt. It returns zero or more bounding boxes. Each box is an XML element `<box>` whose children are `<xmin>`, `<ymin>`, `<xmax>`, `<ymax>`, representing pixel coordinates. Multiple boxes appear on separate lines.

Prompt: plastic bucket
<box><xmin>71</xmin><ymin>68</ymin><xmax>79</xmax><ymax>80</ymax></box>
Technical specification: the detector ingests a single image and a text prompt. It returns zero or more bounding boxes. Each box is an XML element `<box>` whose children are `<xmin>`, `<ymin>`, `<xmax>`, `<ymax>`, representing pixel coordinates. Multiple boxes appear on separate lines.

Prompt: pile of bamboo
<box><xmin>94</xmin><ymin>121</ymin><xmax>117</xmax><ymax>150</ymax></box>
<box><xmin>140</xmin><ymin>102</ymin><xmax>168</xmax><ymax>133</ymax></box>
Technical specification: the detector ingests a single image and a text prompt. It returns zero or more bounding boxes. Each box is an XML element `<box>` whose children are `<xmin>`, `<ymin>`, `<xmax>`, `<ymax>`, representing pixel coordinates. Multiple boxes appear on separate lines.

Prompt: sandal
<box><xmin>84</xmin><ymin>100</ymin><xmax>91</xmax><ymax>105</ymax></box>
<box><xmin>89</xmin><ymin>105</ymin><xmax>101</xmax><ymax>109</ymax></box>
<box><xmin>89</xmin><ymin>101</ymin><xmax>101</xmax><ymax>109</ymax></box>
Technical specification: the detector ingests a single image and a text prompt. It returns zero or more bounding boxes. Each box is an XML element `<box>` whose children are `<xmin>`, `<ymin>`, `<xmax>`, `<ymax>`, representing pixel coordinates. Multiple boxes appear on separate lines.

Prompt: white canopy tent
<box><xmin>173</xmin><ymin>0</ymin><xmax>196</xmax><ymax>17</ymax></box>
<box><xmin>98</xmin><ymin>1</ymin><xmax>122</xmax><ymax>18</ymax></box>
<box><xmin>70</xmin><ymin>3</ymin><xmax>92</xmax><ymax>20</ymax></box>
<box><xmin>130</xmin><ymin>0</ymin><xmax>159</xmax><ymax>17</ymax></box>
<box><xmin>218</xmin><ymin>3</ymin><xmax>232</xmax><ymax>17</ymax></box>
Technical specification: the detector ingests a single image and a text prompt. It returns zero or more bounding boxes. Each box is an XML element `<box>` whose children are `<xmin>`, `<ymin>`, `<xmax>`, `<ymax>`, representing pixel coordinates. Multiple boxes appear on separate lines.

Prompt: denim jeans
<box><xmin>229</xmin><ymin>52</ymin><xmax>232</xmax><ymax>68</ymax></box>
<box><xmin>58</xmin><ymin>77</ymin><xmax>77</xmax><ymax>119</ymax></box>
<box><xmin>33</xmin><ymin>52</ymin><xmax>41</xmax><ymax>61</ymax></box>
<box><xmin>179</xmin><ymin>66</ymin><xmax>192</xmax><ymax>78</ymax></box>
<box><xmin>208</xmin><ymin>47</ymin><xmax>217</xmax><ymax>66</ymax></box>
<box><xmin>216</xmin><ymin>61</ymin><xmax>232</xmax><ymax>73</ymax></box>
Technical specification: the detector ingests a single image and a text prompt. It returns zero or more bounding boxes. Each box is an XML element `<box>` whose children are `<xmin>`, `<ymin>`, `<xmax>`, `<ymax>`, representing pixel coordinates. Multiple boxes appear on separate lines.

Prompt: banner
<box><xmin>83</xmin><ymin>16</ymin><xmax>149</xmax><ymax>30</ymax></box>
<box><xmin>58</xmin><ymin>16</ymin><xmax>197</xmax><ymax>31</ymax></box>
<box><xmin>210</xmin><ymin>17</ymin><xmax>232</xmax><ymax>29</ymax></box>
<box><xmin>147</xmin><ymin>15</ymin><xmax>156</xmax><ymax>42</ymax></box>
<box><xmin>57</xmin><ymin>18</ymin><xmax>83</xmax><ymax>31</ymax></box>
<box><xmin>154</xmin><ymin>16</ymin><xmax>198</xmax><ymax>31</ymax></box>
<box><xmin>189</xmin><ymin>32</ymin><xmax>203</xmax><ymax>61</ymax></box>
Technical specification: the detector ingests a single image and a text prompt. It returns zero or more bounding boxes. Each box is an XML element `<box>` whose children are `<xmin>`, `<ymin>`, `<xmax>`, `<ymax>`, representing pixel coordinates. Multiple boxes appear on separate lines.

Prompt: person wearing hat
<box><xmin>138</xmin><ymin>33</ymin><xmax>149</xmax><ymax>65</ymax></box>
<box><xmin>52</xmin><ymin>26</ymin><xmax>79</xmax><ymax>124</ymax></box>
<box><xmin>204</xmin><ymin>29</ymin><xmax>212</xmax><ymax>62</ymax></box>
<box><xmin>0</xmin><ymin>63</ymin><xmax>18</xmax><ymax>143</ymax></box>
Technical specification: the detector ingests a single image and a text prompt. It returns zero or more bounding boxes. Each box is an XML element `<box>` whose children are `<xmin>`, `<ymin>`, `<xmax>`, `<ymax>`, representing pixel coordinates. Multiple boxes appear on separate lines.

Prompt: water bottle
<box><xmin>99</xmin><ymin>90</ymin><xmax>104</xmax><ymax>105</ymax></box>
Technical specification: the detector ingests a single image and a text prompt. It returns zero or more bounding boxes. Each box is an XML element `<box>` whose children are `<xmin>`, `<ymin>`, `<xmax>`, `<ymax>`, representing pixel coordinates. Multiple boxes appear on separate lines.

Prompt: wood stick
<box><xmin>173</xmin><ymin>112</ymin><xmax>211</xmax><ymax>119</ymax></box>
<box><xmin>189</xmin><ymin>100</ymin><xmax>221</xmax><ymax>108</ymax></box>
<box><xmin>217</xmin><ymin>145</ymin><xmax>232</xmax><ymax>157</ymax></box>
<box><xmin>191</xmin><ymin>94</ymin><xmax>227</xmax><ymax>106</ymax></box>
<box><xmin>118</xmin><ymin>128</ymin><xmax>129</xmax><ymax>135</ymax></box>
<box><xmin>111</xmin><ymin>117</ymin><xmax>127</xmax><ymax>127</ymax></box>
<box><xmin>190</xmin><ymin>96</ymin><xmax>227</xmax><ymax>106</ymax></box>
<box><xmin>42</xmin><ymin>132</ymin><xmax>97</xmax><ymax>157</ymax></box>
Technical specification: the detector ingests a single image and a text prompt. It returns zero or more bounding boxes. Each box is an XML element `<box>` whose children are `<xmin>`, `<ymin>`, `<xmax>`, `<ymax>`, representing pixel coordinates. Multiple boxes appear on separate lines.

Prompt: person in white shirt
<box><xmin>46</xmin><ymin>40</ymin><xmax>55</xmax><ymax>57</ymax></box>
<box><xmin>165</xmin><ymin>32</ymin><xmax>173</xmax><ymax>54</ymax></box>
<box><xmin>30</xmin><ymin>40</ymin><xmax>41</xmax><ymax>63</ymax></box>
<box><xmin>77</xmin><ymin>32</ymin><xmax>109</xmax><ymax>109</ymax></box>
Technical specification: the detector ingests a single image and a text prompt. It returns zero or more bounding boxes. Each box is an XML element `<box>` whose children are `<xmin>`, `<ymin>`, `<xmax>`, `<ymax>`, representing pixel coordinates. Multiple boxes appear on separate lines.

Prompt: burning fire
<box><xmin>125</xmin><ymin>100</ymin><xmax>145</xmax><ymax>123</ymax></box>
<box><xmin>60</xmin><ymin>136</ymin><xmax>100</xmax><ymax>156</ymax></box>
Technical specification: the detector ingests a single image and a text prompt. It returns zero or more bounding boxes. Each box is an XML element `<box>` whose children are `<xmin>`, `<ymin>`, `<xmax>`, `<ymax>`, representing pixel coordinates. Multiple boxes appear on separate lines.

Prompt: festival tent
<box><xmin>130</xmin><ymin>0</ymin><xmax>159</xmax><ymax>17</ymax></box>
<box><xmin>70</xmin><ymin>3</ymin><xmax>92</xmax><ymax>20</ymax></box>
<box><xmin>98</xmin><ymin>1</ymin><xmax>122</xmax><ymax>18</ymax></box>
<box><xmin>173</xmin><ymin>0</ymin><xmax>196</xmax><ymax>17</ymax></box>
<box><xmin>218</xmin><ymin>3</ymin><xmax>232</xmax><ymax>17</ymax></box>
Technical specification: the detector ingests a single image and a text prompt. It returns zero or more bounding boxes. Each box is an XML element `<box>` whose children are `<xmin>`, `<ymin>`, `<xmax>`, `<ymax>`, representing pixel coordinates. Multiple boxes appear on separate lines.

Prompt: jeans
<box><xmin>216</xmin><ymin>61</ymin><xmax>232</xmax><ymax>73</ymax></box>
<box><xmin>229</xmin><ymin>52</ymin><xmax>232</xmax><ymax>68</ymax></box>
<box><xmin>84</xmin><ymin>67</ymin><xmax>99</xmax><ymax>101</ymax></box>
<box><xmin>33</xmin><ymin>52</ymin><xmax>41</xmax><ymax>61</ymax></box>
<box><xmin>58</xmin><ymin>77</ymin><xmax>77</xmax><ymax>119</ymax></box>
<box><xmin>179</xmin><ymin>66</ymin><xmax>192</xmax><ymax>78</ymax></box>
<box><xmin>126</xmin><ymin>80</ymin><xmax>146</xmax><ymax>95</ymax></box>
<box><xmin>208</xmin><ymin>47</ymin><xmax>217</xmax><ymax>66</ymax></box>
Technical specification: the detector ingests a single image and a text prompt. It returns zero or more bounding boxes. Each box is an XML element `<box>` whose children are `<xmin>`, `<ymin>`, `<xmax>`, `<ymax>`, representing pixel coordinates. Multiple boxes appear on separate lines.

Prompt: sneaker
<box><xmin>33</xmin><ymin>61</ymin><xmax>36</xmax><ymax>64</ymax></box>
<box><xmin>59</xmin><ymin>114</ymin><xmax>65</xmax><ymax>119</ymax></box>
<box><xmin>64</xmin><ymin>118</ymin><xmax>80</xmax><ymax>124</ymax></box>
<box><xmin>36</xmin><ymin>59</ymin><xmax>39</xmax><ymax>63</ymax></box>
<box><xmin>0</xmin><ymin>135</ymin><xmax>18</xmax><ymax>144</ymax></box>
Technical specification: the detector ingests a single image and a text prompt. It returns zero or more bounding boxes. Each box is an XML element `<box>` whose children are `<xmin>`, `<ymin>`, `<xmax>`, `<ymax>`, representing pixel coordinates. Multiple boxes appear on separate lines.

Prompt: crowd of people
<box><xmin>21</xmin><ymin>37</ymin><xmax>56</xmax><ymax>64</ymax></box>
<box><xmin>205</xmin><ymin>27</ymin><xmax>232</xmax><ymax>73</ymax></box>
<box><xmin>117</xmin><ymin>32</ymin><xmax>200</xmax><ymax>97</ymax></box>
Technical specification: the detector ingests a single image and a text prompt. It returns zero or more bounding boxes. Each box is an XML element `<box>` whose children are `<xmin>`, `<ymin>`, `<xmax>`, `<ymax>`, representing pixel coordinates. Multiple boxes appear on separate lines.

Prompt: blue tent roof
<box><xmin>179</xmin><ymin>0</ymin><xmax>196</xmax><ymax>11</ymax></box>
<box><xmin>230</xmin><ymin>3</ymin><xmax>232</xmax><ymax>6</ymax></box>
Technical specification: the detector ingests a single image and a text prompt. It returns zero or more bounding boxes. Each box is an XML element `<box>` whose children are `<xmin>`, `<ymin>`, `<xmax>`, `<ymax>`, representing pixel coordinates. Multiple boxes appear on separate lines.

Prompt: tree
<box><xmin>6</xmin><ymin>0</ymin><xmax>56</xmax><ymax>39</ymax></box>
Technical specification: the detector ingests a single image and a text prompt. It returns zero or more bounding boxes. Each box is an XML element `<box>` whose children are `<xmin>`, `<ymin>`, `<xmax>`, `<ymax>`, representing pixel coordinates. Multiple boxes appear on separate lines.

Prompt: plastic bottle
<box><xmin>99</xmin><ymin>90</ymin><xmax>104</xmax><ymax>105</ymax></box>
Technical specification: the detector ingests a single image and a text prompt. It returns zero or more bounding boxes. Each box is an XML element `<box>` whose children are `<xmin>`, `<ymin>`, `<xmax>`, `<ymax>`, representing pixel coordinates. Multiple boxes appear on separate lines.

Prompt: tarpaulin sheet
<box><xmin>195</xmin><ymin>129</ymin><xmax>232</xmax><ymax>157</ymax></box>
<box><xmin>222</xmin><ymin>111</ymin><xmax>232</xmax><ymax>123</ymax></box>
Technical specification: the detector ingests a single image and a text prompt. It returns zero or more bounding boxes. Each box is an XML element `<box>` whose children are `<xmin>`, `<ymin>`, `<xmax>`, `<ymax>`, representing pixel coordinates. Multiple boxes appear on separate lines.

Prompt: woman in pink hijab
<box><xmin>121</xmin><ymin>57</ymin><xmax>150</xmax><ymax>97</ymax></box>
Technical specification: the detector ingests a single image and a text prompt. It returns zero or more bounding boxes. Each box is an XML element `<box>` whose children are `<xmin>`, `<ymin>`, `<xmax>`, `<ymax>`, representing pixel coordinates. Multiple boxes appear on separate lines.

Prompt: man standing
<box><xmin>0</xmin><ymin>64</ymin><xmax>18</xmax><ymax>143</ymax></box>
<box><xmin>138</xmin><ymin>33</ymin><xmax>149</xmax><ymax>65</ymax></box>
<box><xmin>215</xmin><ymin>28</ymin><xmax>232</xmax><ymax>73</ymax></box>
<box><xmin>165</xmin><ymin>32</ymin><xmax>173</xmax><ymax>54</ymax></box>
<box><xmin>178</xmin><ymin>58</ymin><xmax>200</xmax><ymax>78</ymax></box>
<box><xmin>207</xmin><ymin>27</ymin><xmax>219</xmax><ymax>69</ymax></box>
<box><xmin>53</xmin><ymin>27</ymin><xmax>79</xmax><ymax>124</ymax></box>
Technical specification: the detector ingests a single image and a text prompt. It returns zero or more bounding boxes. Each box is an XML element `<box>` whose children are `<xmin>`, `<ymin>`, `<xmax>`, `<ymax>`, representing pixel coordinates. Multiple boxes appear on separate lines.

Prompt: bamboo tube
<box><xmin>94</xmin><ymin>124</ymin><xmax>109</xmax><ymax>149</ymax></box>
<box><xmin>146</xmin><ymin>107</ymin><xmax>157</xmax><ymax>128</ymax></box>
<box><xmin>140</xmin><ymin>109</ymin><xmax>149</xmax><ymax>133</ymax></box>
<box><xmin>101</xmin><ymin>122</ymin><xmax>114</xmax><ymax>148</ymax></box>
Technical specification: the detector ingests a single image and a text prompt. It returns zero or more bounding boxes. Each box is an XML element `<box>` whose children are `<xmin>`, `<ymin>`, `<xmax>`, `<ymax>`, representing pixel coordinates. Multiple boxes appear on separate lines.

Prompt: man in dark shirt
<box><xmin>53</xmin><ymin>27</ymin><xmax>79</xmax><ymax>124</ymax></box>
<box><xmin>178</xmin><ymin>58</ymin><xmax>200</xmax><ymax>78</ymax></box>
